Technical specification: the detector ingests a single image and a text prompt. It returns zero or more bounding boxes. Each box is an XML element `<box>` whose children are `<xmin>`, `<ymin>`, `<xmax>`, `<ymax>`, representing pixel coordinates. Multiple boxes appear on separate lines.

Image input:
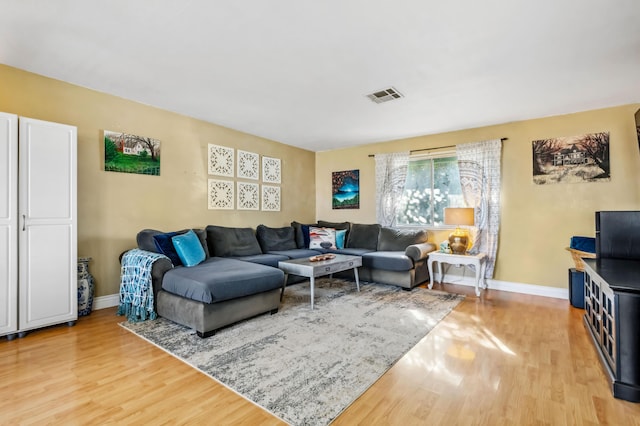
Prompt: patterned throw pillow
<box><xmin>308</xmin><ymin>227</ymin><xmax>337</xmax><ymax>250</ymax></box>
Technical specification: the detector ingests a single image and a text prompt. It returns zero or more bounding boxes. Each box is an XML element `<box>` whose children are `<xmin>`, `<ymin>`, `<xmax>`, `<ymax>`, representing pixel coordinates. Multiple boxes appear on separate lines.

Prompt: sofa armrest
<box><xmin>405</xmin><ymin>242</ymin><xmax>437</xmax><ymax>262</ymax></box>
<box><xmin>119</xmin><ymin>249</ymin><xmax>173</xmax><ymax>300</ymax></box>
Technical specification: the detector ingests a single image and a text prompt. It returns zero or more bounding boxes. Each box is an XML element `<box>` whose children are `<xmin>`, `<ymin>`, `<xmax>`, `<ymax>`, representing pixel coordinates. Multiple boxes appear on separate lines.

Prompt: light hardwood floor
<box><xmin>1</xmin><ymin>283</ymin><xmax>639</xmax><ymax>425</ymax></box>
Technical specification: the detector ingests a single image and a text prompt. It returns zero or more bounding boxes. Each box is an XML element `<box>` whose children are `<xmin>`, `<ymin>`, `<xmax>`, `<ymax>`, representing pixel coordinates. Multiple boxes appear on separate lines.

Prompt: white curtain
<box><xmin>375</xmin><ymin>152</ymin><xmax>409</xmax><ymax>226</ymax></box>
<box><xmin>456</xmin><ymin>139</ymin><xmax>502</xmax><ymax>278</ymax></box>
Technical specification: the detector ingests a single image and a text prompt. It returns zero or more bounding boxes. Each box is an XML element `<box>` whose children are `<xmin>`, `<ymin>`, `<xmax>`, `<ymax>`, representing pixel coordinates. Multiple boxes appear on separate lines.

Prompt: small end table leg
<box><xmin>474</xmin><ymin>260</ymin><xmax>481</xmax><ymax>296</ymax></box>
<box><xmin>310</xmin><ymin>275</ymin><xmax>315</xmax><ymax>309</ymax></box>
<box><xmin>354</xmin><ymin>267</ymin><xmax>360</xmax><ymax>292</ymax></box>
<box><xmin>428</xmin><ymin>259</ymin><xmax>435</xmax><ymax>289</ymax></box>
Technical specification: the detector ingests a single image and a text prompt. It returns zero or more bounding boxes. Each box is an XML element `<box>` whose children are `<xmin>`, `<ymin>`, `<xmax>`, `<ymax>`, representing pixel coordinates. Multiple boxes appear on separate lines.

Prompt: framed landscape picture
<box><xmin>332</xmin><ymin>169</ymin><xmax>359</xmax><ymax>209</ymax></box>
<box><xmin>104</xmin><ymin>130</ymin><xmax>161</xmax><ymax>176</ymax></box>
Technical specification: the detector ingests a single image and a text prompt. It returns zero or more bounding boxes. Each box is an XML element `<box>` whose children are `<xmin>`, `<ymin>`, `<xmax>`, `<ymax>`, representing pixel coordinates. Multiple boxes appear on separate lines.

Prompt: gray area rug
<box><xmin>120</xmin><ymin>278</ymin><xmax>463</xmax><ymax>425</ymax></box>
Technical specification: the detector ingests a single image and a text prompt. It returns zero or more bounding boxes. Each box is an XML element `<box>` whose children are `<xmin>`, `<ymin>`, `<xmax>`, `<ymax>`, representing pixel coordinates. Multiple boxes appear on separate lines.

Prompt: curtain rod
<box><xmin>367</xmin><ymin>137</ymin><xmax>508</xmax><ymax>157</ymax></box>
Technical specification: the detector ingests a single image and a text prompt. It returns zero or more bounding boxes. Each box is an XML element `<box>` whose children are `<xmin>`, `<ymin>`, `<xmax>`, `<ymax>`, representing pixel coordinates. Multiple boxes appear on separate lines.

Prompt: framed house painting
<box><xmin>532</xmin><ymin>132</ymin><xmax>610</xmax><ymax>185</ymax></box>
<box><xmin>104</xmin><ymin>130</ymin><xmax>161</xmax><ymax>176</ymax></box>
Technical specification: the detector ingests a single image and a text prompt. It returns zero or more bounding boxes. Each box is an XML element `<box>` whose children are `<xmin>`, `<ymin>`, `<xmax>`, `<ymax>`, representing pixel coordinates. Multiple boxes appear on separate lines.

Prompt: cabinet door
<box><xmin>18</xmin><ymin>117</ymin><xmax>77</xmax><ymax>331</ymax></box>
<box><xmin>0</xmin><ymin>112</ymin><xmax>18</xmax><ymax>336</ymax></box>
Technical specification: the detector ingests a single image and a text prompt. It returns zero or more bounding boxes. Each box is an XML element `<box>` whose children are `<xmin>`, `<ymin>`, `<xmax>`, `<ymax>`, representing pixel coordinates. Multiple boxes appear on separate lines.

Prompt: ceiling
<box><xmin>1</xmin><ymin>0</ymin><xmax>639</xmax><ymax>152</ymax></box>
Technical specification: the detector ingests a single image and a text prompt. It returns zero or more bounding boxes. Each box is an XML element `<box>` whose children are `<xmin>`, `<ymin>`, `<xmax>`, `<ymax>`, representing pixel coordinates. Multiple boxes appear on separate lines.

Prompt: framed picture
<box><xmin>237</xmin><ymin>150</ymin><xmax>259</xmax><ymax>180</ymax></box>
<box><xmin>262</xmin><ymin>185</ymin><xmax>281</xmax><ymax>211</ymax></box>
<box><xmin>237</xmin><ymin>182</ymin><xmax>260</xmax><ymax>210</ymax></box>
<box><xmin>332</xmin><ymin>169</ymin><xmax>359</xmax><ymax>209</ymax></box>
<box><xmin>262</xmin><ymin>156</ymin><xmax>281</xmax><ymax>183</ymax></box>
<box><xmin>208</xmin><ymin>144</ymin><xmax>235</xmax><ymax>177</ymax></box>
<box><xmin>104</xmin><ymin>130</ymin><xmax>161</xmax><ymax>176</ymax></box>
<box><xmin>208</xmin><ymin>179</ymin><xmax>234</xmax><ymax>210</ymax></box>
<box><xmin>532</xmin><ymin>132</ymin><xmax>610</xmax><ymax>185</ymax></box>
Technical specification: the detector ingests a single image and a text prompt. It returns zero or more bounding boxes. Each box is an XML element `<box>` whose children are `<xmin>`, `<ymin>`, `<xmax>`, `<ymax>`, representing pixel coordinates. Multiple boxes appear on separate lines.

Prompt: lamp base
<box><xmin>448</xmin><ymin>233</ymin><xmax>469</xmax><ymax>255</ymax></box>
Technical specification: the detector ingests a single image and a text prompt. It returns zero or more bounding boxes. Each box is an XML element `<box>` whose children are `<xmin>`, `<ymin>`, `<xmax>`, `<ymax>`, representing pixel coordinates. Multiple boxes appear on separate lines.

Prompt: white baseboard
<box><xmin>93</xmin><ymin>294</ymin><xmax>120</xmax><ymax>310</ymax></box>
<box><xmin>435</xmin><ymin>269</ymin><xmax>568</xmax><ymax>300</ymax></box>
<box><xmin>93</xmin><ymin>273</ymin><xmax>569</xmax><ymax>310</ymax></box>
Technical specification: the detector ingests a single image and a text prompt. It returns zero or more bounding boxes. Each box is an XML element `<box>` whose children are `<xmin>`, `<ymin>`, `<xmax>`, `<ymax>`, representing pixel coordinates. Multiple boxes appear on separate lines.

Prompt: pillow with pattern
<box><xmin>308</xmin><ymin>226</ymin><xmax>337</xmax><ymax>250</ymax></box>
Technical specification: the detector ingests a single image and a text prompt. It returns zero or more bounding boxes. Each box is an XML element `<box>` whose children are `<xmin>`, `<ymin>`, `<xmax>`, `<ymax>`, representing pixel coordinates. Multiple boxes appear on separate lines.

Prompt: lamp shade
<box><xmin>444</xmin><ymin>207</ymin><xmax>475</xmax><ymax>226</ymax></box>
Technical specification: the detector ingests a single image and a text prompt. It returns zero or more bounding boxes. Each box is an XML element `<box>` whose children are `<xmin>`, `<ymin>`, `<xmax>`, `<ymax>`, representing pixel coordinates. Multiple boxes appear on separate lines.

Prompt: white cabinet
<box><xmin>0</xmin><ymin>113</ymin><xmax>77</xmax><ymax>339</ymax></box>
<box><xmin>0</xmin><ymin>113</ymin><xmax>18</xmax><ymax>336</ymax></box>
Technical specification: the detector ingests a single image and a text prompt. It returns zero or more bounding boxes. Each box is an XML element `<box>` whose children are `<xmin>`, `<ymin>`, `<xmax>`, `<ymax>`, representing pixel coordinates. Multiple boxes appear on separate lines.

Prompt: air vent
<box><xmin>366</xmin><ymin>87</ymin><xmax>404</xmax><ymax>104</ymax></box>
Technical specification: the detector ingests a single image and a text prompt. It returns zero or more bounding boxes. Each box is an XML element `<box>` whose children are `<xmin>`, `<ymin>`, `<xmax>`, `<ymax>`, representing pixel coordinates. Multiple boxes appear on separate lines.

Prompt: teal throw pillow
<box><xmin>336</xmin><ymin>229</ymin><xmax>347</xmax><ymax>249</ymax></box>
<box><xmin>172</xmin><ymin>230</ymin><xmax>206</xmax><ymax>267</ymax></box>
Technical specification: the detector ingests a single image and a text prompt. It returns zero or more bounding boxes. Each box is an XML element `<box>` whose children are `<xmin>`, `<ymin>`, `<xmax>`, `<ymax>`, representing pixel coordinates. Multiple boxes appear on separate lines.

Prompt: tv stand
<box><xmin>582</xmin><ymin>258</ymin><xmax>640</xmax><ymax>402</ymax></box>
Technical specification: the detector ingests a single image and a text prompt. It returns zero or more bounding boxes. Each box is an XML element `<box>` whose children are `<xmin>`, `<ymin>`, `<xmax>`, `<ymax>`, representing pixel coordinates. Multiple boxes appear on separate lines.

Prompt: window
<box><xmin>395</xmin><ymin>155</ymin><xmax>464</xmax><ymax>226</ymax></box>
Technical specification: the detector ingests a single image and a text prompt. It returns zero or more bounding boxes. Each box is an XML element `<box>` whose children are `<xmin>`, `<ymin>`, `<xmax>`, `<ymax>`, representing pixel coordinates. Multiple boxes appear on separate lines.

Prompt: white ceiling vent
<box><xmin>366</xmin><ymin>87</ymin><xmax>404</xmax><ymax>104</ymax></box>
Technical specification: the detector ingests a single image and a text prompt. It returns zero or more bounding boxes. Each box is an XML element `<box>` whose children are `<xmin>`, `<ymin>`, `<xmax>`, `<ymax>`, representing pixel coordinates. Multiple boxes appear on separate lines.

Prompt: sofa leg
<box><xmin>402</xmin><ymin>287</ymin><xmax>412</xmax><ymax>291</ymax></box>
<box><xmin>197</xmin><ymin>329</ymin><xmax>216</xmax><ymax>338</ymax></box>
<box><xmin>270</xmin><ymin>308</ymin><xmax>279</xmax><ymax>315</ymax></box>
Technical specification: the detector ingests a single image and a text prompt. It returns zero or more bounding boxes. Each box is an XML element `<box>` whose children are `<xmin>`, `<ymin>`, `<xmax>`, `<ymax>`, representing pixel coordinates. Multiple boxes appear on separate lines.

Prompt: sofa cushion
<box><xmin>172</xmin><ymin>230</ymin><xmax>206</xmax><ymax>267</ymax></box>
<box><xmin>291</xmin><ymin>221</ymin><xmax>316</xmax><ymax>248</ymax></box>
<box><xmin>363</xmin><ymin>251</ymin><xmax>414</xmax><ymax>271</ymax></box>
<box><xmin>377</xmin><ymin>227</ymin><xmax>429</xmax><ymax>251</ymax></box>
<box><xmin>346</xmin><ymin>223</ymin><xmax>381</xmax><ymax>250</ymax></box>
<box><xmin>334</xmin><ymin>247</ymin><xmax>375</xmax><ymax>256</ymax></box>
<box><xmin>162</xmin><ymin>257</ymin><xmax>284</xmax><ymax>303</ymax></box>
<box><xmin>309</xmin><ymin>226</ymin><xmax>337</xmax><ymax>250</ymax></box>
<box><xmin>206</xmin><ymin>225</ymin><xmax>262</xmax><ymax>257</ymax></box>
<box><xmin>137</xmin><ymin>229</ymin><xmax>162</xmax><ymax>253</ymax></box>
<box><xmin>335</xmin><ymin>229</ymin><xmax>347</xmax><ymax>249</ymax></box>
<box><xmin>230</xmin><ymin>253</ymin><xmax>289</xmax><ymax>268</ymax></box>
<box><xmin>267</xmin><ymin>248</ymin><xmax>322</xmax><ymax>259</ymax></box>
<box><xmin>138</xmin><ymin>228</ymin><xmax>209</xmax><ymax>259</ymax></box>
<box><xmin>256</xmin><ymin>225</ymin><xmax>297</xmax><ymax>252</ymax></box>
<box><xmin>317</xmin><ymin>220</ymin><xmax>351</xmax><ymax>232</ymax></box>
<box><xmin>154</xmin><ymin>231</ymin><xmax>187</xmax><ymax>266</ymax></box>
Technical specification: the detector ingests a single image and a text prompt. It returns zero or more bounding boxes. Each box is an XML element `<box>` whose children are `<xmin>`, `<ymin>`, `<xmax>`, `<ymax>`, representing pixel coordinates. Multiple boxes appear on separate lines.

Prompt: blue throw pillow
<box><xmin>336</xmin><ymin>229</ymin><xmax>347</xmax><ymax>249</ymax></box>
<box><xmin>301</xmin><ymin>224</ymin><xmax>311</xmax><ymax>248</ymax></box>
<box><xmin>172</xmin><ymin>230</ymin><xmax>206</xmax><ymax>267</ymax></box>
<box><xmin>153</xmin><ymin>231</ymin><xmax>184</xmax><ymax>266</ymax></box>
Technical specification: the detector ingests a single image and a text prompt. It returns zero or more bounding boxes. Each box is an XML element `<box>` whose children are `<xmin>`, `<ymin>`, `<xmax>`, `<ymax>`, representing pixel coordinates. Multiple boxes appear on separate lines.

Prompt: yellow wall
<box><xmin>316</xmin><ymin>104</ymin><xmax>640</xmax><ymax>289</ymax></box>
<box><xmin>0</xmin><ymin>64</ymin><xmax>316</xmax><ymax>297</ymax></box>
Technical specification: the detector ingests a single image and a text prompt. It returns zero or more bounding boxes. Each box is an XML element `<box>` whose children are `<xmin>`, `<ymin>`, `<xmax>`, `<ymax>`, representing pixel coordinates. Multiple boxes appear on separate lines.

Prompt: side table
<box><xmin>428</xmin><ymin>252</ymin><xmax>488</xmax><ymax>296</ymax></box>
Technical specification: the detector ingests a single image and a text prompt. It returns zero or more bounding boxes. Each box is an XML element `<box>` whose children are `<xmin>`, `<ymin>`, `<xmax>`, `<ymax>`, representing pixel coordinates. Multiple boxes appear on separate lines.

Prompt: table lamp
<box><xmin>444</xmin><ymin>207</ymin><xmax>474</xmax><ymax>255</ymax></box>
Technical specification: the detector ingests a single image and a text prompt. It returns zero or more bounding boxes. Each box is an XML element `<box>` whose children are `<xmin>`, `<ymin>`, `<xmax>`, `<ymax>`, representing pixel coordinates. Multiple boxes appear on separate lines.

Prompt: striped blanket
<box><xmin>117</xmin><ymin>249</ymin><xmax>169</xmax><ymax>323</ymax></box>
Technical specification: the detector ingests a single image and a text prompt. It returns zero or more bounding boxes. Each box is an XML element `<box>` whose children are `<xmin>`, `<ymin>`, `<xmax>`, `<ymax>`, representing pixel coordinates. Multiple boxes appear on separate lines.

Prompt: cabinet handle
<box><xmin>22</xmin><ymin>215</ymin><xmax>25</xmax><ymax>231</ymax></box>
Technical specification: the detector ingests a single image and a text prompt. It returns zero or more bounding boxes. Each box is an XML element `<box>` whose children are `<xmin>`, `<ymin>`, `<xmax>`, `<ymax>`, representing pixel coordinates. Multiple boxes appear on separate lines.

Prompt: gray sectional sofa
<box><xmin>128</xmin><ymin>221</ymin><xmax>437</xmax><ymax>337</ymax></box>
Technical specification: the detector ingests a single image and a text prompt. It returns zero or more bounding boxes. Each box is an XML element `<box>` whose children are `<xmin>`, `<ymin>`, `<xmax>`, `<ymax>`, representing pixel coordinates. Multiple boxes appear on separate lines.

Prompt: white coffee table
<box><xmin>278</xmin><ymin>254</ymin><xmax>362</xmax><ymax>309</ymax></box>
<box><xmin>427</xmin><ymin>252</ymin><xmax>487</xmax><ymax>296</ymax></box>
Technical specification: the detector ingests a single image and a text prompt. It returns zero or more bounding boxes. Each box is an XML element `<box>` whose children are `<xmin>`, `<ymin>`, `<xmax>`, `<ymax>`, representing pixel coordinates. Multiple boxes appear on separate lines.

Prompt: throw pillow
<box><xmin>346</xmin><ymin>223</ymin><xmax>381</xmax><ymax>250</ymax></box>
<box><xmin>153</xmin><ymin>230</ymin><xmax>186</xmax><ymax>266</ymax></box>
<box><xmin>309</xmin><ymin>226</ymin><xmax>337</xmax><ymax>250</ymax></box>
<box><xmin>291</xmin><ymin>221</ymin><xmax>317</xmax><ymax>248</ymax></box>
<box><xmin>377</xmin><ymin>227</ymin><xmax>429</xmax><ymax>251</ymax></box>
<box><xmin>335</xmin><ymin>229</ymin><xmax>347</xmax><ymax>249</ymax></box>
<box><xmin>256</xmin><ymin>225</ymin><xmax>298</xmax><ymax>252</ymax></box>
<box><xmin>205</xmin><ymin>225</ymin><xmax>263</xmax><ymax>257</ymax></box>
<box><xmin>172</xmin><ymin>229</ymin><xmax>206</xmax><ymax>267</ymax></box>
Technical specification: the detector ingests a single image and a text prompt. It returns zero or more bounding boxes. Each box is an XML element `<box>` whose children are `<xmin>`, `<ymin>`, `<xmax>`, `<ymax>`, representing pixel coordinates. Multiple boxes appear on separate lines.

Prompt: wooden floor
<box><xmin>2</xmin><ymin>283</ymin><xmax>639</xmax><ymax>425</ymax></box>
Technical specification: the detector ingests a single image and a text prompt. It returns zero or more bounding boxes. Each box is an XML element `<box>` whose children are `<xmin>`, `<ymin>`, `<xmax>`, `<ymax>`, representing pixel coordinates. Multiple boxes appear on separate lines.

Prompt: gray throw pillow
<box><xmin>377</xmin><ymin>227</ymin><xmax>429</xmax><ymax>251</ymax></box>
<box><xmin>346</xmin><ymin>223</ymin><xmax>381</xmax><ymax>250</ymax></box>
<box><xmin>317</xmin><ymin>220</ymin><xmax>351</xmax><ymax>232</ymax></box>
<box><xmin>256</xmin><ymin>225</ymin><xmax>297</xmax><ymax>252</ymax></box>
<box><xmin>206</xmin><ymin>225</ymin><xmax>263</xmax><ymax>257</ymax></box>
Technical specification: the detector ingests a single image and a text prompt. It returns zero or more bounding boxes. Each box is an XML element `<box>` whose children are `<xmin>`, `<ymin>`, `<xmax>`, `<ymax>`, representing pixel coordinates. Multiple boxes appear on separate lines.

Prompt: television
<box><xmin>595</xmin><ymin>211</ymin><xmax>640</xmax><ymax>259</ymax></box>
